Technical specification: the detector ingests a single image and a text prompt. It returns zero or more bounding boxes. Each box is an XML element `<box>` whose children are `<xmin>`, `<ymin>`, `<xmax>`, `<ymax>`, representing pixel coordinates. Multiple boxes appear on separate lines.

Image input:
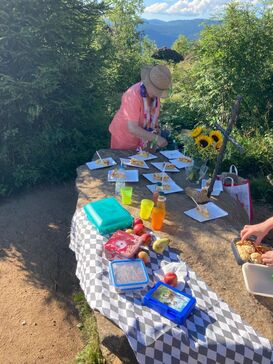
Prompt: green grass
<box><xmin>73</xmin><ymin>292</ymin><xmax>105</xmax><ymax>364</ymax></box>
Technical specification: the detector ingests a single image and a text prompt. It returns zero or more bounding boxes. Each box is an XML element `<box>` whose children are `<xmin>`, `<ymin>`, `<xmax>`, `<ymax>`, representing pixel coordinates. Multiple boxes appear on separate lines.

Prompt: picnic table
<box><xmin>70</xmin><ymin>149</ymin><xmax>273</xmax><ymax>364</ymax></box>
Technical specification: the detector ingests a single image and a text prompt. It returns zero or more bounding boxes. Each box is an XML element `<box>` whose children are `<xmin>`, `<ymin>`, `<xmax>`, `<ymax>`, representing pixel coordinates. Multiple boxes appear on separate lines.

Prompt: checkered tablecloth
<box><xmin>70</xmin><ymin>208</ymin><xmax>273</xmax><ymax>364</ymax></box>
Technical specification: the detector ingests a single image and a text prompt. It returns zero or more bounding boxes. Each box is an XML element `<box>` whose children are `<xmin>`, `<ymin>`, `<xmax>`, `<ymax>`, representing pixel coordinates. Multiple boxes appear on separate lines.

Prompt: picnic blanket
<box><xmin>70</xmin><ymin>208</ymin><xmax>273</xmax><ymax>364</ymax></box>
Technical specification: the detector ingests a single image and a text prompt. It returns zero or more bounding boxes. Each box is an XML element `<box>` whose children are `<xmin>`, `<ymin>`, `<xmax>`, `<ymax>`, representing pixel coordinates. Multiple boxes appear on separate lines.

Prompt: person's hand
<box><xmin>261</xmin><ymin>251</ymin><xmax>273</xmax><ymax>266</ymax></box>
<box><xmin>156</xmin><ymin>135</ymin><xmax>168</xmax><ymax>148</ymax></box>
<box><xmin>240</xmin><ymin>222</ymin><xmax>269</xmax><ymax>245</ymax></box>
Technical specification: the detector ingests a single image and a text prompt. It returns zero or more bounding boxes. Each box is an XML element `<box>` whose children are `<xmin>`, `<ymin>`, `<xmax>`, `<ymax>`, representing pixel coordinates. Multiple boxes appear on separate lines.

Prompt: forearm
<box><xmin>128</xmin><ymin>121</ymin><xmax>156</xmax><ymax>142</ymax></box>
<box><xmin>261</xmin><ymin>217</ymin><xmax>273</xmax><ymax>234</ymax></box>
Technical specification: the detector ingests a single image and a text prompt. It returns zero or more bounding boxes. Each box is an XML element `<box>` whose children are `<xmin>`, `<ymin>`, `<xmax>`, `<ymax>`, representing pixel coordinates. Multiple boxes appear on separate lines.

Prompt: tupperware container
<box><xmin>83</xmin><ymin>197</ymin><xmax>133</xmax><ymax>235</ymax></box>
<box><xmin>109</xmin><ymin>259</ymin><xmax>149</xmax><ymax>291</ymax></box>
<box><xmin>143</xmin><ymin>281</ymin><xmax>196</xmax><ymax>325</ymax></box>
<box><xmin>104</xmin><ymin>230</ymin><xmax>142</xmax><ymax>260</ymax></box>
<box><xmin>242</xmin><ymin>263</ymin><xmax>273</xmax><ymax>298</ymax></box>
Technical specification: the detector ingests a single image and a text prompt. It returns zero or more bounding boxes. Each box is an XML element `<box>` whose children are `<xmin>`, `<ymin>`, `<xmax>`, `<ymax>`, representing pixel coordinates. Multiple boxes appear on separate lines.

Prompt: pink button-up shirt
<box><xmin>109</xmin><ymin>82</ymin><xmax>160</xmax><ymax>150</ymax></box>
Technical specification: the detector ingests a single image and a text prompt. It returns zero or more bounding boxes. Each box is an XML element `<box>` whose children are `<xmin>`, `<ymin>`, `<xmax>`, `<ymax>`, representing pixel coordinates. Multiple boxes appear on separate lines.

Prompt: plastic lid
<box><xmin>110</xmin><ymin>259</ymin><xmax>149</xmax><ymax>287</ymax></box>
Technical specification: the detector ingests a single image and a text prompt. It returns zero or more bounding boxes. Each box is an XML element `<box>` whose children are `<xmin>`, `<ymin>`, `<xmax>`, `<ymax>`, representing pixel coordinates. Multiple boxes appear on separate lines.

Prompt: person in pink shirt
<box><xmin>109</xmin><ymin>64</ymin><xmax>172</xmax><ymax>150</ymax></box>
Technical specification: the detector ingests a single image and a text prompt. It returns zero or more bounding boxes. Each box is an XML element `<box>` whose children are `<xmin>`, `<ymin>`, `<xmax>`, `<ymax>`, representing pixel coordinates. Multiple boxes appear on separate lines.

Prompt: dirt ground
<box><xmin>0</xmin><ymin>182</ymin><xmax>83</xmax><ymax>364</ymax></box>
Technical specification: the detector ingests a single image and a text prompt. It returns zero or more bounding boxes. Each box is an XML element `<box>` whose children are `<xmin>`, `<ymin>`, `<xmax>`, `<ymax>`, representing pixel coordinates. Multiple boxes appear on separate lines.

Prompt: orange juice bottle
<box><xmin>151</xmin><ymin>193</ymin><xmax>166</xmax><ymax>230</ymax></box>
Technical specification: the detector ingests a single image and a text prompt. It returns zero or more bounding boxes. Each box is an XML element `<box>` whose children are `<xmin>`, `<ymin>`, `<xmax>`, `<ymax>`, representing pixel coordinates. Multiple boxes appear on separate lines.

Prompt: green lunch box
<box><xmin>83</xmin><ymin>197</ymin><xmax>133</xmax><ymax>235</ymax></box>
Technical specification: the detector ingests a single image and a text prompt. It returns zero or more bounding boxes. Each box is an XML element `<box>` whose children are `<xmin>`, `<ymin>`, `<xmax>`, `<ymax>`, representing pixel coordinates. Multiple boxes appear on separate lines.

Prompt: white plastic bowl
<box><xmin>242</xmin><ymin>262</ymin><xmax>273</xmax><ymax>298</ymax></box>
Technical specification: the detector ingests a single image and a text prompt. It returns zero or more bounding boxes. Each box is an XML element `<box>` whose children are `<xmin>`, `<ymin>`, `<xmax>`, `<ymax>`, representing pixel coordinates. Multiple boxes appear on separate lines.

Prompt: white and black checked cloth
<box><xmin>70</xmin><ymin>208</ymin><xmax>273</xmax><ymax>364</ymax></box>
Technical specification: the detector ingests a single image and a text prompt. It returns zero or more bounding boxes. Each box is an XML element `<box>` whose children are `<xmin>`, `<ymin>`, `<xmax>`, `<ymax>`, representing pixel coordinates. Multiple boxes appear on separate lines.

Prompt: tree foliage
<box><xmin>0</xmin><ymin>0</ymin><xmax>154</xmax><ymax>195</ymax></box>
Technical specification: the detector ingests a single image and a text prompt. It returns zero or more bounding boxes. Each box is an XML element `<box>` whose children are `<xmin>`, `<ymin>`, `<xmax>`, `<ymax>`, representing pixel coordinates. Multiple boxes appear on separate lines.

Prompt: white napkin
<box><xmin>154</xmin><ymin>260</ymin><xmax>188</xmax><ymax>291</ymax></box>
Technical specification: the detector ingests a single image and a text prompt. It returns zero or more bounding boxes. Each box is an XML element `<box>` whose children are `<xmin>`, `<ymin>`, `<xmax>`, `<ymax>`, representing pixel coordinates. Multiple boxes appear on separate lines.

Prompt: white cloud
<box><xmin>166</xmin><ymin>0</ymin><xmax>227</xmax><ymax>16</ymax></box>
<box><xmin>144</xmin><ymin>0</ymin><xmax>264</xmax><ymax>17</ymax></box>
<box><xmin>145</xmin><ymin>2</ymin><xmax>169</xmax><ymax>13</ymax></box>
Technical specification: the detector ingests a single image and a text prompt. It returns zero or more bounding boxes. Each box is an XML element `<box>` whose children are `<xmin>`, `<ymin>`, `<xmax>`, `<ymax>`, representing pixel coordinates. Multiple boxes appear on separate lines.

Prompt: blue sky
<box><xmin>143</xmin><ymin>0</ymin><xmax>263</xmax><ymax>21</ymax></box>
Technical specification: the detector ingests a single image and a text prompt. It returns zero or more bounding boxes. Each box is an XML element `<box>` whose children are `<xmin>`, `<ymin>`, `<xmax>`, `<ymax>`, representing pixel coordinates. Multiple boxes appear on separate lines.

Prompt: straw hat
<box><xmin>141</xmin><ymin>64</ymin><xmax>172</xmax><ymax>98</ymax></box>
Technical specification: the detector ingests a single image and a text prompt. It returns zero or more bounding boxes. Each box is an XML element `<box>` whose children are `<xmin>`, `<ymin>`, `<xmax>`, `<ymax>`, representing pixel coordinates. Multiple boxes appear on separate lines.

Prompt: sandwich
<box><xmin>129</xmin><ymin>158</ymin><xmax>144</xmax><ymax>166</ymax></box>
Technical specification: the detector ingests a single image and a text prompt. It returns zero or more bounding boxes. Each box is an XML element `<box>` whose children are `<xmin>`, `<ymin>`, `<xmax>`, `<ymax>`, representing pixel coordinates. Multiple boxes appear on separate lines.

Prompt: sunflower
<box><xmin>191</xmin><ymin>126</ymin><xmax>203</xmax><ymax>138</ymax></box>
<box><xmin>215</xmin><ymin>140</ymin><xmax>223</xmax><ymax>150</ymax></box>
<box><xmin>195</xmin><ymin>135</ymin><xmax>213</xmax><ymax>148</ymax></box>
<box><xmin>209</xmin><ymin>130</ymin><xmax>223</xmax><ymax>145</ymax></box>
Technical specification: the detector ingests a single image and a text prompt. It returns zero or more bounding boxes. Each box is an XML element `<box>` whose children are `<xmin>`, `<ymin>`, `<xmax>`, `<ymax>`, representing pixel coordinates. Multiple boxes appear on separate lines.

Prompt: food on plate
<box><xmin>235</xmin><ymin>240</ymin><xmax>272</xmax><ymax>264</ymax></box>
<box><xmin>162</xmin><ymin>184</ymin><xmax>171</xmax><ymax>191</ymax></box>
<box><xmin>153</xmin><ymin>173</ymin><xmax>169</xmax><ymax>181</ymax></box>
<box><xmin>95</xmin><ymin>159</ymin><xmax>110</xmax><ymax>166</ymax></box>
<box><xmin>165</xmin><ymin>163</ymin><xmax>176</xmax><ymax>169</ymax></box>
<box><xmin>129</xmin><ymin>158</ymin><xmax>144</xmax><ymax>166</ymax></box>
<box><xmin>110</xmin><ymin>170</ymin><xmax>126</xmax><ymax>179</ymax></box>
<box><xmin>137</xmin><ymin>151</ymin><xmax>149</xmax><ymax>158</ymax></box>
<box><xmin>178</xmin><ymin>156</ymin><xmax>192</xmax><ymax>163</ymax></box>
<box><xmin>163</xmin><ymin>272</ymin><xmax>178</xmax><ymax>287</ymax></box>
<box><xmin>196</xmin><ymin>205</ymin><xmax>210</xmax><ymax>218</ymax></box>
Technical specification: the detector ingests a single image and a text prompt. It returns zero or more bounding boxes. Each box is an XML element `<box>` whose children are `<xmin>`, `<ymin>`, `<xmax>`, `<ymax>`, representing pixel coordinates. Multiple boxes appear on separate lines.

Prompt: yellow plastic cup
<box><xmin>120</xmin><ymin>186</ymin><xmax>133</xmax><ymax>205</ymax></box>
<box><xmin>140</xmin><ymin>199</ymin><xmax>154</xmax><ymax>220</ymax></box>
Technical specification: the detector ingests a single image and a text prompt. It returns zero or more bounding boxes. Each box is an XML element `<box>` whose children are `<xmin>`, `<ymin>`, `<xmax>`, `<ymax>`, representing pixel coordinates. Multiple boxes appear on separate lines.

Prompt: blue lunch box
<box><xmin>143</xmin><ymin>281</ymin><xmax>196</xmax><ymax>324</ymax></box>
<box><xmin>109</xmin><ymin>259</ymin><xmax>149</xmax><ymax>291</ymax></box>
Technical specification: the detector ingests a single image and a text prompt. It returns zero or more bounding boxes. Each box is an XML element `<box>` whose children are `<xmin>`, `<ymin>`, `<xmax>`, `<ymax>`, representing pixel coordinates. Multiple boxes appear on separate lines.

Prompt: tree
<box><xmin>193</xmin><ymin>2</ymin><xmax>273</xmax><ymax>129</ymax></box>
<box><xmin>172</xmin><ymin>35</ymin><xmax>192</xmax><ymax>58</ymax></box>
<box><xmin>0</xmin><ymin>0</ymin><xmax>106</xmax><ymax>194</ymax></box>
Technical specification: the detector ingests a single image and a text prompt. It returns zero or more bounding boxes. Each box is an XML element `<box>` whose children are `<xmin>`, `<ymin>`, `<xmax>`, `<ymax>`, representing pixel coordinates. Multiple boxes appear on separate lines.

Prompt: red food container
<box><xmin>104</xmin><ymin>230</ymin><xmax>142</xmax><ymax>260</ymax></box>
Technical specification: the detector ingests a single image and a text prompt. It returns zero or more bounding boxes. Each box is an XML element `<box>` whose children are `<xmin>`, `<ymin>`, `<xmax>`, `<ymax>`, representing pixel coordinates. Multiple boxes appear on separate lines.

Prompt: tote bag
<box><xmin>219</xmin><ymin>165</ymin><xmax>253</xmax><ymax>223</ymax></box>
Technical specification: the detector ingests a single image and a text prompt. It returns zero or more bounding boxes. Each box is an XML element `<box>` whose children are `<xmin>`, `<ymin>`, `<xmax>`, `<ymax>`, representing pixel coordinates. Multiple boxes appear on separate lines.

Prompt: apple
<box><xmin>125</xmin><ymin>228</ymin><xmax>134</xmax><ymax>234</ymax></box>
<box><xmin>133</xmin><ymin>217</ymin><xmax>143</xmax><ymax>226</ymax></box>
<box><xmin>137</xmin><ymin>251</ymin><xmax>150</xmax><ymax>264</ymax></box>
<box><xmin>133</xmin><ymin>223</ymin><xmax>145</xmax><ymax>236</ymax></box>
<box><xmin>163</xmin><ymin>272</ymin><xmax>178</xmax><ymax>287</ymax></box>
<box><xmin>139</xmin><ymin>233</ymin><xmax>152</xmax><ymax>246</ymax></box>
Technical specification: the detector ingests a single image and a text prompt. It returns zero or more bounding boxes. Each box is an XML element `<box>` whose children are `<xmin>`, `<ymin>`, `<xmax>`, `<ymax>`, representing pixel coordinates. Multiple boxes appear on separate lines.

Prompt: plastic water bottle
<box><xmin>115</xmin><ymin>163</ymin><xmax>125</xmax><ymax>195</ymax></box>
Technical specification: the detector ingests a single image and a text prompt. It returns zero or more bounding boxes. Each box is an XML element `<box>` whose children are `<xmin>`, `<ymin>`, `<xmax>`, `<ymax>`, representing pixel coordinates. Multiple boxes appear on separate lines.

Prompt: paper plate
<box><xmin>120</xmin><ymin>158</ymin><xmax>149</xmax><ymax>169</ymax></box>
<box><xmin>184</xmin><ymin>202</ymin><xmax>228</xmax><ymax>222</ymax></box>
<box><xmin>86</xmin><ymin>157</ymin><xmax>117</xmax><ymax>170</ymax></box>
<box><xmin>151</xmin><ymin>162</ymin><xmax>180</xmax><ymax>173</ymax></box>
<box><xmin>146</xmin><ymin>182</ymin><xmax>183</xmax><ymax>194</ymax></box>
<box><xmin>160</xmin><ymin>150</ymin><xmax>183</xmax><ymax>160</ymax></box>
<box><xmin>170</xmin><ymin>156</ymin><xmax>194</xmax><ymax>169</ymax></box>
<box><xmin>129</xmin><ymin>152</ymin><xmax>157</xmax><ymax>161</ymax></box>
<box><xmin>143</xmin><ymin>172</ymin><xmax>175</xmax><ymax>184</ymax></box>
<box><xmin>108</xmin><ymin>169</ymin><xmax>139</xmax><ymax>182</ymax></box>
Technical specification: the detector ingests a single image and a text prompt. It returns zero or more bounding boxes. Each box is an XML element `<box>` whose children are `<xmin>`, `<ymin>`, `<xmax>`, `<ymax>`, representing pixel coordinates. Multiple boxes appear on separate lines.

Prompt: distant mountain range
<box><xmin>140</xmin><ymin>19</ymin><xmax>219</xmax><ymax>48</ymax></box>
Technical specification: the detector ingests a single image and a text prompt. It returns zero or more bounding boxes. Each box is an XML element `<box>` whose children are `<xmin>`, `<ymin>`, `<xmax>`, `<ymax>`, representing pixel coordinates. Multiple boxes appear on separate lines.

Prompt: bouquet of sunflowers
<box><xmin>182</xmin><ymin>125</ymin><xmax>223</xmax><ymax>163</ymax></box>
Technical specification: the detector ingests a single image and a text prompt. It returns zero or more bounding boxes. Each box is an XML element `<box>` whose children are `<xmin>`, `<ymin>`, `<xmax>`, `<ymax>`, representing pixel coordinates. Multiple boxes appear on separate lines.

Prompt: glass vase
<box><xmin>185</xmin><ymin>158</ymin><xmax>208</xmax><ymax>184</ymax></box>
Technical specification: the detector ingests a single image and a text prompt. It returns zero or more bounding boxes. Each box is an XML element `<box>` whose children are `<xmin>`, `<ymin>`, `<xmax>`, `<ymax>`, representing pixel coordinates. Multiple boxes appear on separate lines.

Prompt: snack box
<box><xmin>109</xmin><ymin>259</ymin><xmax>149</xmax><ymax>291</ymax></box>
<box><xmin>104</xmin><ymin>230</ymin><xmax>142</xmax><ymax>260</ymax></box>
<box><xmin>83</xmin><ymin>197</ymin><xmax>133</xmax><ymax>235</ymax></box>
<box><xmin>231</xmin><ymin>237</ymin><xmax>272</xmax><ymax>265</ymax></box>
<box><xmin>143</xmin><ymin>281</ymin><xmax>196</xmax><ymax>325</ymax></box>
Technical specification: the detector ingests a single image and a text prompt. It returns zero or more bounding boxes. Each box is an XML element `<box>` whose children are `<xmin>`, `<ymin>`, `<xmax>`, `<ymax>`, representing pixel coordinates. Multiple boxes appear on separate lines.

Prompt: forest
<box><xmin>0</xmin><ymin>0</ymin><xmax>272</xmax><ymax>200</ymax></box>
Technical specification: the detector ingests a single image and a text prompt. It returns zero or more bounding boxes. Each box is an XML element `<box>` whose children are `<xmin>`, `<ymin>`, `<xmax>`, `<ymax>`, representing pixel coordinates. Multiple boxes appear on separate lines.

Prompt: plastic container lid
<box><xmin>83</xmin><ymin>197</ymin><xmax>133</xmax><ymax>235</ymax></box>
<box><xmin>109</xmin><ymin>259</ymin><xmax>149</xmax><ymax>291</ymax></box>
<box><xmin>242</xmin><ymin>262</ymin><xmax>273</xmax><ymax>298</ymax></box>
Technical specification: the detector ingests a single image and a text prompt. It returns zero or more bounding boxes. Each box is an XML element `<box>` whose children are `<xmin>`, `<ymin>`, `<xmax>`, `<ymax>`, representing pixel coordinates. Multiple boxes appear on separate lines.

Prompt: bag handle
<box><xmin>224</xmin><ymin>176</ymin><xmax>234</xmax><ymax>186</ymax></box>
<box><xmin>229</xmin><ymin>165</ymin><xmax>238</xmax><ymax>175</ymax></box>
